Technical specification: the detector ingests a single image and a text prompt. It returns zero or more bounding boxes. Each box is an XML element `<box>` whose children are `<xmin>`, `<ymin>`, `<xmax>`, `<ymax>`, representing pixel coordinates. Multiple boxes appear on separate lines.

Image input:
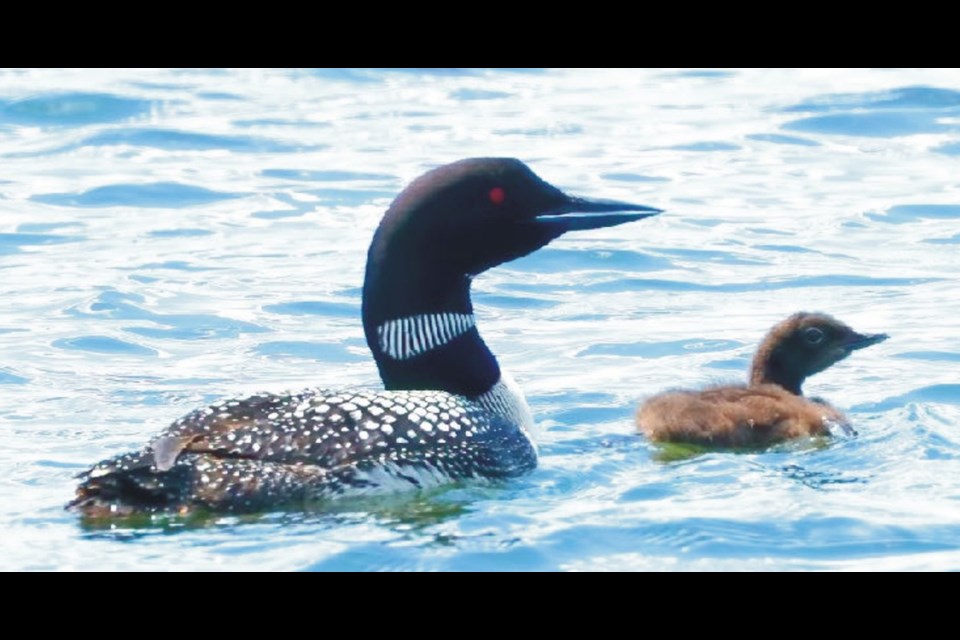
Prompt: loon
<box><xmin>636</xmin><ymin>312</ymin><xmax>888</xmax><ymax>447</ymax></box>
<box><xmin>69</xmin><ymin>157</ymin><xmax>661</xmax><ymax>516</ymax></box>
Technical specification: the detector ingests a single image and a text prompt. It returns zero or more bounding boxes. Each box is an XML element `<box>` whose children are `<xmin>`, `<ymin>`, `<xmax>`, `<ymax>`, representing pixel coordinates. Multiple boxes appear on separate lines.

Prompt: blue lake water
<box><xmin>1</xmin><ymin>68</ymin><xmax>959</xmax><ymax>571</ymax></box>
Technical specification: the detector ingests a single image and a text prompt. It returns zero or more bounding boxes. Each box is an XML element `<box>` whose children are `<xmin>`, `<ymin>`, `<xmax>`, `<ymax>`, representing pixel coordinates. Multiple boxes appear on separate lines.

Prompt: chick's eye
<box><xmin>804</xmin><ymin>327</ymin><xmax>825</xmax><ymax>345</ymax></box>
<box><xmin>489</xmin><ymin>187</ymin><xmax>506</xmax><ymax>205</ymax></box>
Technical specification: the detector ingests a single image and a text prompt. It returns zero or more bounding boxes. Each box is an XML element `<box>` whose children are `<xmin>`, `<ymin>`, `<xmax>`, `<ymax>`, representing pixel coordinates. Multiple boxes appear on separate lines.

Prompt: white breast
<box><xmin>475</xmin><ymin>370</ymin><xmax>539</xmax><ymax>444</ymax></box>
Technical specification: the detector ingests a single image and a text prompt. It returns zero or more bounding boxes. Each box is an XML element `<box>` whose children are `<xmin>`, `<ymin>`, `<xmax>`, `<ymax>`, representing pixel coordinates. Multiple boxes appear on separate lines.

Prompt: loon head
<box><xmin>368</xmin><ymin>157</ymin><xmax>660</xmax><ymax>278</ymax></box>
<box><xmin>363</xmin><ymin>157</ymin><xmax>661</xmax><ymax>397</ymax></box>
<box><xmin>750</xmin><ymin>312</ymin><xmax>889</xmax><ymax>395</ymax></box>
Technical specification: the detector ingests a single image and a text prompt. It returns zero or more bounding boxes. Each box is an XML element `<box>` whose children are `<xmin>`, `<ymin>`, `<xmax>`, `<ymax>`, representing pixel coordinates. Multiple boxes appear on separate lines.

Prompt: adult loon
<box><xmin>69</xmin><ymin>157</ymin><xmax>661</xmax><ymax>516</ymax></box>
<box><xmin>637</xmin><ymin>312</ymin><xmax>888</xmax><ymax>447</ymax></box>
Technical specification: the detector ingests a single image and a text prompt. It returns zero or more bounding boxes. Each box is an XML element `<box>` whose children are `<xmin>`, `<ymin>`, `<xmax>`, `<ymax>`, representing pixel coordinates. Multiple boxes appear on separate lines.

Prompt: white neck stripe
<box><xmin>377</xmin><ymin>313</ymin><xmax>476</xmax><ymax>360</ymax></box>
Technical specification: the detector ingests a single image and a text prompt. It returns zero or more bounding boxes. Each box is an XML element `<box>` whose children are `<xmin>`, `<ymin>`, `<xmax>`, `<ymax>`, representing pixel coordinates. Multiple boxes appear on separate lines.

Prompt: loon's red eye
<box><xmin>488</xmin><ymin>187</ymin><xmax>505</xmax><ymax>205</ymax></box>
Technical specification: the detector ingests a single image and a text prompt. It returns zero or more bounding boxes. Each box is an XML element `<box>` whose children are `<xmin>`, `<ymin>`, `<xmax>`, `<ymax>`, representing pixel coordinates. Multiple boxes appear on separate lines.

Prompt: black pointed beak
<box><xmin>844</xmin><ymin>331</ymin><xmax>889</xmax><ymax>351</ymax></box>
<box><xmin>533</xmin><ymin>196</ymin><xmax>662</xmax><ymax>232</ymax></box>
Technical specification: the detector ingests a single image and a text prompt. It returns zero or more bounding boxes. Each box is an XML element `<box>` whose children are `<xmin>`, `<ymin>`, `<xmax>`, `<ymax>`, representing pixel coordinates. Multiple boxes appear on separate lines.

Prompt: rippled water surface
<box><xmin>2</xmin><ymin>68</ymin><xmax>959</xmax><ymax>571</ymax></box>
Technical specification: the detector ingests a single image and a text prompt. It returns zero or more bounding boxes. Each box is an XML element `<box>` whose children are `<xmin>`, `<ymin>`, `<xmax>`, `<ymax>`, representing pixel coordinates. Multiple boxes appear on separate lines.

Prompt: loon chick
<box><xmin>636</xmin><ymin>312</ymin><xmax>888</xmax><ymax>447</ymax></box>
<box><xmin>69</xmin><ymin>157</ymin><xmax>661</xmax><ymax>516</ymax></box>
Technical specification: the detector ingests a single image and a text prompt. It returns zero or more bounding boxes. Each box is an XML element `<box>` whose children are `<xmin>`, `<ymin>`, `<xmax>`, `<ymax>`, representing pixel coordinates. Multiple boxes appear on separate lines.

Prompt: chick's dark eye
<box><xmin>489</xmin><ymin>187</ymin><xmax>505</xmax><ymax>205</ymax></box>
<box><xmin>804</xmin><ymin>327</ymin><xmax>825</xmax><ymax>345</ymax></box>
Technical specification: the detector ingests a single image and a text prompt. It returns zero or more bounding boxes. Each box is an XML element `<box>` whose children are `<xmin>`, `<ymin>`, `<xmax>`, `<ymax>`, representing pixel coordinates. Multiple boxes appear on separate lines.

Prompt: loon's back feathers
<box><xmin>70</xmin><ymin>388</ymin><xmax>536</xmax><ymax>516</ymax></box>
<box><xmin>70</xmin><ymin>157</ymin><xmax>660</xmax><ymax>517</ymax></box>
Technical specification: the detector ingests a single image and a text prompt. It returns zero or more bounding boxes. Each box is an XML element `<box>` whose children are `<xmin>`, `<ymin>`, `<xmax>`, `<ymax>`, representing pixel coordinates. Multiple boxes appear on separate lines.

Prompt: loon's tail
<box><xmin>67</xmin><ymin>450</ymin><xmax>195</xmax><ymax>517</ymax></box>
<box><xmin>66</xmin><ymin>449</ymin><xmax>331</xmax><ymax>518</ymax></box>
